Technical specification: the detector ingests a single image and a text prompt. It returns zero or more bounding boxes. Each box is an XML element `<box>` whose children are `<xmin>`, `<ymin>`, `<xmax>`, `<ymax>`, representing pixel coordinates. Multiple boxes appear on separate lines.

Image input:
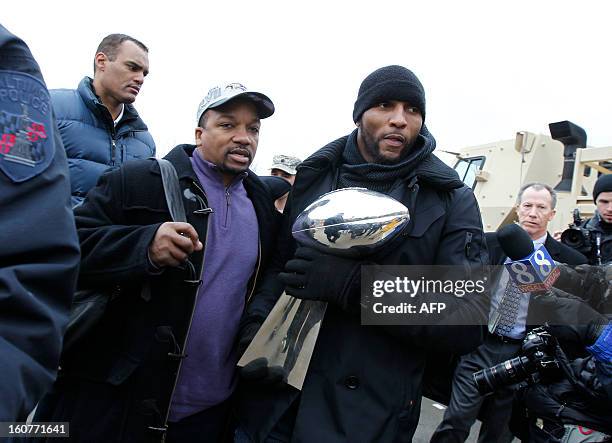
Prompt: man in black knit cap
<box><xmin>577</xmin><ymin>174</ymin><xmax>612</xmax><ymax>265</ymax></box>
<box><xmin>234</xmin><ymin>65</ymin><xmax>489</xmax><ymax>442</ymax></box>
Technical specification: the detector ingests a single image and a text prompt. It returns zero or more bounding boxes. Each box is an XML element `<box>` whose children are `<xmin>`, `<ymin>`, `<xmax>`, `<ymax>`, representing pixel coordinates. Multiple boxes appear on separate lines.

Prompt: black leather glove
<box><xmin>236</xmin><ymin>320</ymin><xmax>262</xmax><ymax>358</ymax></box>
<box><xmin>531</xmin><ymin>288</ymin><xmax>608</xmax><ymax>345</ymax></box>
<box><xmin>555</xmin><ymin>264</ymin><xmax>609</xmax><ymax>310</ymax></box>
<box><xmin>239</xmin><ymin>357</ymin><xmax>287</xmax><ymax>388</ymax></box>
<box><xmin>278</xmin><ymin>246</ymin><xmax>364</xmax><ymax>310</ymax></box>
<box><xmin>237</xmin><ymin>321</ymin><xmax>288</xmax><ymax>388</ymax></box>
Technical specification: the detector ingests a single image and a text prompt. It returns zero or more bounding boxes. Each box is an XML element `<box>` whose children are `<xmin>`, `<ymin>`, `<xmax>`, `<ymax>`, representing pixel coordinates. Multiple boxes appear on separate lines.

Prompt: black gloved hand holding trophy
<box><xmin>238</xmin><ymin>187</ymin><xmax>410</xmax><ymax>389</ymax></box>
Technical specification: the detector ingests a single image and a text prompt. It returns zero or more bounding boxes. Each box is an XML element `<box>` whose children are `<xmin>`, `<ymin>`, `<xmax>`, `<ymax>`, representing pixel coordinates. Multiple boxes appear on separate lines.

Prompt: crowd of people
<box><xmin>1</xmin><ymin>25</ymin><xmax>610</xmax><ymax>443</ymax></box>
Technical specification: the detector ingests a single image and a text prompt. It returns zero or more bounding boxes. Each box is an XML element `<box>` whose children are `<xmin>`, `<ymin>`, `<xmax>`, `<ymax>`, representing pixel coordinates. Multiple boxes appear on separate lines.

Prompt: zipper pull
<box><xmin>226</xmin><ymin>189</ymin><xmax>231</xmax><ymax>206</ymax></box>
<box><xmin>111</xmin><ymin>139</ymin><xmax>117</xmax><ymax>166</ymax></box>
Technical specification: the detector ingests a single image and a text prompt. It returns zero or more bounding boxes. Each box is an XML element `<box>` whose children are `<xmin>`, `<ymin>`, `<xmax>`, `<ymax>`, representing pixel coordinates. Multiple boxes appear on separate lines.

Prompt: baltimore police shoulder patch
<box><xmin>0</xmin><ymin>70</ymin><xmax>54</xmax><ymax>182</ymax></box>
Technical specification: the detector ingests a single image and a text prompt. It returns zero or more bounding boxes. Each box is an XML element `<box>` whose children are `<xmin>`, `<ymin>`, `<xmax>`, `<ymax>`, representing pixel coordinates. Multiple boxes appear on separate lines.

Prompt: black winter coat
<box><xmin>237</xmin><ymin>135</ymin><xmax>489</xmax><ymax>443</ymax></box>
<box><xmin>37</xmin><ymin>145</ymin><xmax>280</xmax><ymax>442</ymax></box>
<box><xmin>583</xmin><ymin>213</ymin><xmax>612</xmax><ymax>265</ymax></box>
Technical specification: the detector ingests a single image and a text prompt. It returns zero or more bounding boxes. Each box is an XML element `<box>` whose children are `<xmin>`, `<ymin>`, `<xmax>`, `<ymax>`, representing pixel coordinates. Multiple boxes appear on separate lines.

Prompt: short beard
<box><xmin>217</xmin><ymin>161</ymin><xmax>248</xmax><ymax>176</ymax></box>
<box><xmin>217</xmin><ymin>151</ymin><xmax>252</xmax><ymax>176</ymax></box>
<box><xmin>360</xmin><ymin>130</ymin><xmax>414</xmax><ymax>165</ymax></box>
<box><xmin>218</xmin><ymin>165</ymin><xmax>243</xmax><ymax>176</ymax></box>
<box><xmin>600</xmin><ymin>214</ymin><xmax>612</xmax><ymax>225</ymax></box>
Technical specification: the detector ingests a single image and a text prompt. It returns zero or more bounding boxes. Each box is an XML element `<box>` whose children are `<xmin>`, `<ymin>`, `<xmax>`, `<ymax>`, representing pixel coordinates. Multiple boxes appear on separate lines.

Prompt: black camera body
<box><xmin>561</xmin><ymin>209</ymin><xmax>604</xmax><ymax>264</ymax></box>
<box><xmin>561</xmin><ymin>226</ymin><xmax>595</xmax><ymax>255</ymax></box>
<box><xmin>473</xmin><ymin>328</ymin><xmax>560</xmax><ymax>395</ymax></box>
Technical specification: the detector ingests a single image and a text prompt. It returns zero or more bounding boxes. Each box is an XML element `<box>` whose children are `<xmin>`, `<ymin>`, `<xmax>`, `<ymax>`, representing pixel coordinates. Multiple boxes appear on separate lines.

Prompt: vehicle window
<box><xmin>453</xmin><ymin>156</ymin><xmax>485</xmax><ymax>188</ymax></box>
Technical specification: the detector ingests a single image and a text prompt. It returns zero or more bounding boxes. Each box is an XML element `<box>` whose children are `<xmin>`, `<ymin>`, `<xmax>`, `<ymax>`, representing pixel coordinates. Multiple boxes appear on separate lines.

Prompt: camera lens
<box><xmin>473</xmin><ymin>356</ymin><xmax>532</xmax><ymax>395</ymax></box>
<box><xmin>561</xmin><ymin>229</ymin><xmax>585</xmax><ymax>248</ymax></box>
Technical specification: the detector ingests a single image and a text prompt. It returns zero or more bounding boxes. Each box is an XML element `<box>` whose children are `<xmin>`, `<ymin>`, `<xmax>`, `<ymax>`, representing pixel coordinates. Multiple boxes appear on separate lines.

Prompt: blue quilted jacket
<box><xmin>51</xmin><ymin>77</ymin><xmax>155</xmax><ymax>207</ymax></box>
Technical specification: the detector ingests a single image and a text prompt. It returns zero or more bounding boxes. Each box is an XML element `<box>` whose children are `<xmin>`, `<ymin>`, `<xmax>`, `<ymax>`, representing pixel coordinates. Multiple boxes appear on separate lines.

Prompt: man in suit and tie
<box><xmin>431</xmin><ymin>182</ymin><xmax>587</xmax><ymax>443</ymax></box>
<box><xmin>486</xmin><ymin>183</ymin><xmax>588</xmax><ymax>267</ymax></box>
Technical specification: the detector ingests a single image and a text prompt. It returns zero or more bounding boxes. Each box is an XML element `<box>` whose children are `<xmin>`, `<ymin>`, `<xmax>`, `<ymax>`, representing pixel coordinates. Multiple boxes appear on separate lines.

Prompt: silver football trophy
<box><xmin>238</xmin><ymin>188</ymin><xmax>410</xmax><ymax>389</ymax></box>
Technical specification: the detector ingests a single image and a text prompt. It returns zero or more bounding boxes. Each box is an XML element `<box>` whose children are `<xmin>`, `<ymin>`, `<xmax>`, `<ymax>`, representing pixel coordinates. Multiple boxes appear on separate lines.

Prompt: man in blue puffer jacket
<box><xmin>51</xmin><ymin>33</ymin><xmax>155</xmax><ymax>207</ymax></box>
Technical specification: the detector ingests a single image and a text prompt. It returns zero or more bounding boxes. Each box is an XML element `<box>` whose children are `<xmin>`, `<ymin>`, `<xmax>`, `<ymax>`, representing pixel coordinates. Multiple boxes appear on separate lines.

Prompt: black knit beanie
<box><xmin>352</xmin><ymin>65</ymin><xmax>426</xmax><ymax>123</ymax></box>
<box><xmin>593</xmin><ymin>174</ymin><xmax>612</xmax><ymax>202</ymax></box>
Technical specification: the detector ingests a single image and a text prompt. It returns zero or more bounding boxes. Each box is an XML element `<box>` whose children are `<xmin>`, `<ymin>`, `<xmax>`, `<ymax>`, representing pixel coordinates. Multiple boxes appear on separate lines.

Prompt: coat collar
<box><xmin>77</xmin><ymin>76</ymin><xmax>148</xmax><ymax>131</ymax></box>
<box><xmin>159</xmin><ymin>144</ymin><xmax>265</xmax><ymax>193</ymax></box>
<box><xmin>161</xmin><ymin>144</ymin><xmax>199</xmax><ymax>182</ymax></box>
<box><xmin>543</xmin><ymin>233</ymin><xmax>560</xmax><ymax>258</ymax></box>
<box><xmin>300</xmin><ymin>133</ymin><xmax>464</xmax><ymax>191</ymax></box>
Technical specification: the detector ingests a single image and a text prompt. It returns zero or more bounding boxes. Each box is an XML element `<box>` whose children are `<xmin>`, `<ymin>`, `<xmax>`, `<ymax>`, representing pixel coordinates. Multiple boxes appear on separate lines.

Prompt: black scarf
<box><xmin>337</xmin><ymin>126</ymin><xmax>437</xmax><ymax>194</ymax></box>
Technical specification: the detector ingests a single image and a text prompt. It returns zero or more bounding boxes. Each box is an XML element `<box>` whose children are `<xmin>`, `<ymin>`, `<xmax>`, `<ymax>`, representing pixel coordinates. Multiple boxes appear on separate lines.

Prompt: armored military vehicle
<box><xmin>450</xmin><ymin>120</ymin><xmax>612</xmax><ymax>234</ymax></box>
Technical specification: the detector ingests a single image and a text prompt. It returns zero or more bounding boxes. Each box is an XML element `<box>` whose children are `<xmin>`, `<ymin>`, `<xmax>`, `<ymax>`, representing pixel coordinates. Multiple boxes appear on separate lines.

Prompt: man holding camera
<box><xmin>579</xmin><ymin>174</ymin><xmax>612</xmax><ymax>265</ymax></box>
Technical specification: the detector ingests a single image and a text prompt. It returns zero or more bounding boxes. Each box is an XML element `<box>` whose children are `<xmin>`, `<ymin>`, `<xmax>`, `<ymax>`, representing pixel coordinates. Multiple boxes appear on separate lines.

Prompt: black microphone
<box><xmin>497</xmin><ymin>223</ymin><xmax>534</xmax><ymax>261</ymax></box>
<box><xmin>497</xmin><ymin>224</ymin><xmax>559</xmax><ymax>293</ymax></box>
<box><xmin>498</xmin><ymin>225</ymin><xmax>599</xmax><ymax>298</ymax></box>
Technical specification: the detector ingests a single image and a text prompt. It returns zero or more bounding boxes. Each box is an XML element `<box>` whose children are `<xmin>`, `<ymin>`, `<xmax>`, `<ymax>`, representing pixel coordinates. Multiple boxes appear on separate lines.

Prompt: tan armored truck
<box><xmin>449</xmin><ymin>121</ymin><xmax>612</xmax><ymax>235</ymax></box>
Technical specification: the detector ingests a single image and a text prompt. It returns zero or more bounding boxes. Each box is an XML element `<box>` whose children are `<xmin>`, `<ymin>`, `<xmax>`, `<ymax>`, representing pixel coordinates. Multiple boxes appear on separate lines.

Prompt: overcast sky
<box><xmin>4</xmin><ymin>1</ymin><xmax>610</xmax><ymax>173</ymax></box>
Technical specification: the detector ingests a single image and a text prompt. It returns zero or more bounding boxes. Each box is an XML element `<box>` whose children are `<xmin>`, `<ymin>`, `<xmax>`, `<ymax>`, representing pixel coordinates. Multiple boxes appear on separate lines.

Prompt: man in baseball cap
<box><xmin>270</xmin><ymin>154</ymin><xmax>301</xmax><ymax>182</ymax></box>
<box><xmin>269</xmin><ymin>154</ymin><xmax>301</xmax><ymax>212</ymax></box>
<box><xmin>196</xmin><ymin>82</ymin><xmax>274</xmax><ymax>126</ymax></box>
<box><xmin>194</xmin><ymin>82</ymin><xmax>275</xmax><ymax>184</ymax></box>
<box><xmin>36</xmin><ymin>81</ymin><xmax>281</xmax><ymax>442</ymax></box>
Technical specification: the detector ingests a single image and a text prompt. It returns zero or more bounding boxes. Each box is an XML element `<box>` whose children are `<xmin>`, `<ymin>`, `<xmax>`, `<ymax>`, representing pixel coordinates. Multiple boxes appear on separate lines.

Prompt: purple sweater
<box><xmin>169</xmin><ymin>150</ymin><xmax>259</xmax><ymax>421</ymax></box>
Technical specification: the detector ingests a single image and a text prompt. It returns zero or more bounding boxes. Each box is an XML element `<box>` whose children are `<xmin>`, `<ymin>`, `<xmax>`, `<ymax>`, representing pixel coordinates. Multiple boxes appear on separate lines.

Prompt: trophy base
<box><xmin>237</xmin><ymin>293</ymin><xmax>327</xmax><ymax>390</ymax></box>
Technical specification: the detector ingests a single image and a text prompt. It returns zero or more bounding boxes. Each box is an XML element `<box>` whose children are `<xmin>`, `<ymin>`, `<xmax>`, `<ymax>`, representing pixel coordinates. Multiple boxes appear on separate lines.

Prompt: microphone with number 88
<box><xmin>498</xmin><ymin>223</ymin><xmax>559</xmax><ymax>293</ymax></box>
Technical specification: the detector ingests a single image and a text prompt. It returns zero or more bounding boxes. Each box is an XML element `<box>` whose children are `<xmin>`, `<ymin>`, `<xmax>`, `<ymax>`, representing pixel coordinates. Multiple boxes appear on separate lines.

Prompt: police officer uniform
<box><xmin>0</xmin><ymin>24</ymin><xmax>80</xmax><ymax>421</ymax></box>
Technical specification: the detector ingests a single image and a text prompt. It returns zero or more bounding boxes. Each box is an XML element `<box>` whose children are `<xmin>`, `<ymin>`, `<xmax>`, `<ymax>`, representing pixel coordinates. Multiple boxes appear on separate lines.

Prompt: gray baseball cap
<box><xmin>271</xmin><ymin>154</ymin><xmax>301</xmax><ymax>175</ymax></box>
<box><xmin>196</xmin><ymin>82</ymin><xmax>275</xmax><ymax>125</ymax></box>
